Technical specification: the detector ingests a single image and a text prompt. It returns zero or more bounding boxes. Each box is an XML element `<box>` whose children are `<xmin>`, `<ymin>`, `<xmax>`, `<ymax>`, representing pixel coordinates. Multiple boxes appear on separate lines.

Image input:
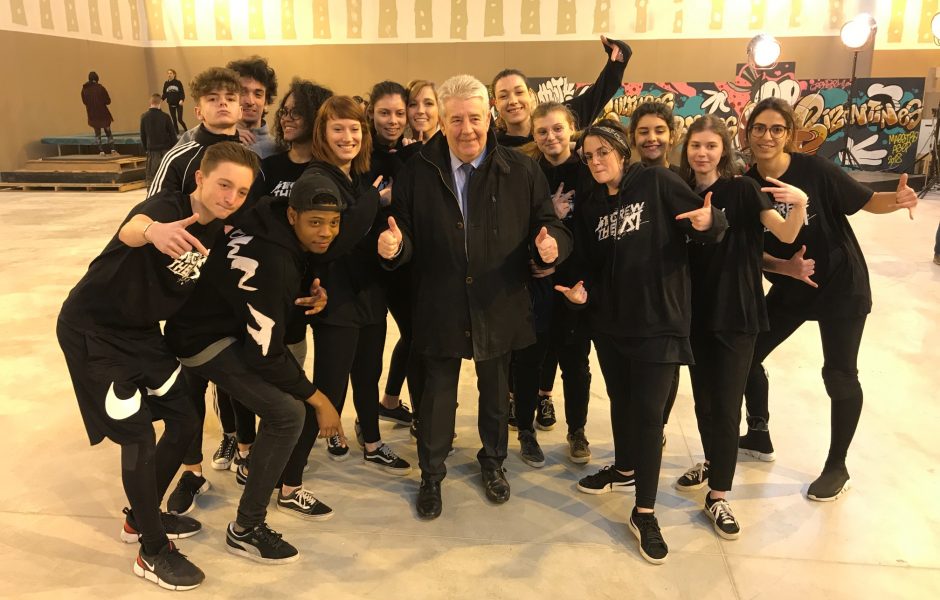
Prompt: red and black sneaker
<box><xmin>134</xmin><ymin>541</ymin><xmax>205</xmax><ymax>591</ymax></box>
<box><xmin>121</xmin><ymin>507</ymin><xmax>202</xmax><ymax>543</ymax></box>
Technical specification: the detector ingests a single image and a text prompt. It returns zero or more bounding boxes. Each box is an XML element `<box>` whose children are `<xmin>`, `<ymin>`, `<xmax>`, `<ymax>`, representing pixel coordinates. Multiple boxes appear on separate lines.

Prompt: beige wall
<box><xmin>1</xmin><ymin>30</ymin><xmax>149</xmax><ymax>173</ymax></box>
<box><xmin>4</xmin><ymin>31</ymin><xmax>937</xmax><ymax>172</ymax></box>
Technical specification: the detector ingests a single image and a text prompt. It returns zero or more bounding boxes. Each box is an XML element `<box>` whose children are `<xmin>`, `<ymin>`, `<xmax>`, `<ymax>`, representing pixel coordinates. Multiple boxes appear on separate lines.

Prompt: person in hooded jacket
<box><xmin>81</xmin><ymin>71</ymin><xmax>116</xmax><ymax>155</ymax></box>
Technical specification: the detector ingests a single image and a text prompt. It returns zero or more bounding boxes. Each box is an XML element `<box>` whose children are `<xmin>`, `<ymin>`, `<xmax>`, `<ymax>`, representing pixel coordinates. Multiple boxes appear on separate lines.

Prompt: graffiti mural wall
<box><xmin>534</xmin><ymin>69</ymin><xmax>925</xmax><ymax>173</ymax></box>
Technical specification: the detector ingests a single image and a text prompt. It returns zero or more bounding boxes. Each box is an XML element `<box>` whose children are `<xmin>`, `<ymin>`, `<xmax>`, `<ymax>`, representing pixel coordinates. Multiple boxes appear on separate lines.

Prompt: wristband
<box><xmin>143</xmin><ymin>221</ymin><xmax>158</xmax><ymax>243</ymax></box>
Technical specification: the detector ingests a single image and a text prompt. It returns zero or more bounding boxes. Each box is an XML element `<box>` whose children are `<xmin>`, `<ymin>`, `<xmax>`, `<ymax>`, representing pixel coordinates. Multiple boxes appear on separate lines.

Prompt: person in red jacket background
<box><xmin>81</xmin><ymin>71</ymin><xmax>117</xmax><ymax>155</ymax></box>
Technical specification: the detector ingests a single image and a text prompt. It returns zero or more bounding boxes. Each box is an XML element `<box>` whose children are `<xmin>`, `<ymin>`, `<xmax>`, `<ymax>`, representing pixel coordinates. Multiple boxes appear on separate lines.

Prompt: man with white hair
<box><xmin>378</xmin><ymin>74</ymin><xmax>572</xmax><ymax>519</ymax></box>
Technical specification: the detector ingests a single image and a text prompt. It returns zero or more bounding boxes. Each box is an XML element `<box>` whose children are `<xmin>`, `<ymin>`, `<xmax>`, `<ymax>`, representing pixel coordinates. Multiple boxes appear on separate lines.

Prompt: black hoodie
<box><xmin>164</xmin><ymin>192</ymin><xmax>378</xmax><ymax>399</ymax></box>
<box><xmin>572</xmin><ymin>164</ymin><xmax>728</xmax><ymax>363</ymax></box>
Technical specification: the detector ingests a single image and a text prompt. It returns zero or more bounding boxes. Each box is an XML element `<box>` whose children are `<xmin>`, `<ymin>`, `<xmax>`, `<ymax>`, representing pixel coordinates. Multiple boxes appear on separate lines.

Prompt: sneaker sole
<box><xmin>628</xmin><ymin>517</ymin><xmax>667</xmax><ymax>565</ymax></box>
<box><xmin>168</xmin><ymin>479</ymin><xmax>211</xmax><ymax>516</ymax></box>
<box><xmin>738</xmin><ymin>447</ymin><xmax>776</xmax><ymax>462</ymax></box>
<box><xmin>276</xmin><ymin>502</ymin><xmax>335</xmax><ymax>521</ymax></box>
<box><xmin>226</xmin><ymin>538</ymin><xmax>301</xmax><ymax>564</ymax></box>
<box><xmin>568</xmin><ymin>452</ymin><xmax>591</xmax><ymax>464</ymax></box>
<box><xmin>121</xmin><ymin>526</ymin><xmax>202</xmax><ymax>544</ymax></box>
<box><xmin>675</xmin><ymin>479</ymin><xmax>708</xmax><ymax>492</ymax></box>
<box><xmin>520</xmin><ymin>454</ymin><xmax>545</xmax><ymax>468</ymax></box>
<box><xmin>807</xmin><ymin>479</ymin><xmax>851</xmax><ymax>502</ymax></box>
<box><xmin>328</xmin><ymin>451</ymin><xmax>350</xmax><ymax>462</ymax></box>
<box><xmin>703</xmin><ymin>506</ymin><xmax>740</xmax><ymax>540</ymax></box>
<box><xmin>362</xmin><ymin>457</ymin><xmax>413</xmax><ymax>476</ymax></box>
<box><xmin>133</xmin><ymin>561</ymin><xmax>202</xmax><ymax>591</ymax></box>
<box><xmin>378</xmin><ymin>415</ymin><xmax>412</xmax><ymax>426</ymax></box>
<box><xmin>576</xmin><ymin>481</ymin><xmax>634</xmax><ymax>495</ymax></box>
<box><xmin>535</xmin><ymin>422</ymin><xmax>556</xmax><ymax>432</ymax></box>
<box><xmin>211</xmin><ymin>458</ymin><xmax>233</xmax><ymax>470</ymax></box>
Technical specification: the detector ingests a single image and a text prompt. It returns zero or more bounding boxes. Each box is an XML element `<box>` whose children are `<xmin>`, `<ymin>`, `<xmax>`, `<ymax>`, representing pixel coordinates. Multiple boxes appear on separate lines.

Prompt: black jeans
<box><xmin>279</xmin><ymin>321</ymin><xmax>386</xmax><ymax>486</ymax></box>
<box><xmin>181</xmin><ymin>370</ymin><xmax>256</xmax><ymax>466</ymax></box>
<box><xmin>93</xmin><ymin>127</ymin><xmax>113</xmax><ymax>153</ymax></box>
<box><xmin>744</xmin><ymin>311</ymin><xmax>867</xmax><ymax>468</ymax></box>
<box><xmin>188</xmin><ymin>345</ymin><xmax>305</xmax><ymax>529</ymax></box>
<box><xmin>419</xmin><ymin>353</ymin><xmax>510</xmax><ymax>482</ymax></box>
<box><xmin>538</xmin><ymin>333</ymin><xmax>592</xmax><ymax>434</ymax></box>
<box><xmin>168</xmin><ymin>103</ymin><xmax>186</xmax><ymax>132</ymax></box>
<box><xmin>511</xmin><ymin>331</ymin><xmax>551</xmax><ymax>432</ymax></box>
<box><xmin>593</xmin><ymin>335</ymin><xmax>677</xmax><ymax>510</ymax></box>
<box><xmin>688</xmin><ymin>331</ymin><xmax>756</xmax><ymax>492</ymax></box>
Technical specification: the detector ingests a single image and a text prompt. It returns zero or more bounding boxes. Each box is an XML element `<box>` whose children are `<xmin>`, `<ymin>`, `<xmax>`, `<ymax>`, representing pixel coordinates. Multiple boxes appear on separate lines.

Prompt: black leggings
<box><xmin>168</xmin><ymin>103</ymin><xmax>186</xmax><ymax>132</ymax></box>
<box><xmin>593</xmin><ymin>335</ymin><xmax>677</xmax><ymax>510</ymax></box>
<box><xmin>280</xmin><ymin>321</ymin><xmax>387</xmax><ymax>487</ymax></box>
<box><xmin>688</xmin><ymin>331</ymin><xmax>756</xmax><ymax>492</ymax></box>
<box><xmin>744</xmin><ymin>312</ymin><xmax>866</xmax><ymax>468</ymax></box>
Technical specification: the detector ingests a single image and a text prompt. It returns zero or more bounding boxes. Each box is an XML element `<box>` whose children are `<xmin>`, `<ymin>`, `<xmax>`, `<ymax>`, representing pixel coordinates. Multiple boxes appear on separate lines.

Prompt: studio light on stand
<box><xmin>838</xmin><ymin>13</ymin><xmax>877</xmax><ymax>170</ymax></box>
<box><xmin>746</xmin><ymin>33</ymin><xmax>781</xmax><ymax>93</ymax></box>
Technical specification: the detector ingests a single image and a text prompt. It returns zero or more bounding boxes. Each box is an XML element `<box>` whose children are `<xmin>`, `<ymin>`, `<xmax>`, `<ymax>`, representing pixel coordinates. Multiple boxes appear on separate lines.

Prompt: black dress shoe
<box><xmin>481</xmin><ymin>467</ymin><xmax>510</xmax><ymax>504</ymax></box>
<box><xmin>416</xmin><ymin>479</ymin><xmax>442</xmax><ymax>519</ymax></box>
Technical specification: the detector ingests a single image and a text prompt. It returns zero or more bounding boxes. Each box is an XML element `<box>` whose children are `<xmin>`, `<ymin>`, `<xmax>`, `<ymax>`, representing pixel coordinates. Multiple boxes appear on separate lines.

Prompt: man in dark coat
<box><xmin>140</xmin><ymin>94</ymin><xmax>178</xmax><ymax>185</ymax></box>
<box><xmin>378</xmin><ymin>74</ymin><xmax>572</xmax><ymax>519</ymax></box>
<box><xmin>81</xmin><ymin>71</ymin><xmax>116</xmax><ymax>155</ymax></box>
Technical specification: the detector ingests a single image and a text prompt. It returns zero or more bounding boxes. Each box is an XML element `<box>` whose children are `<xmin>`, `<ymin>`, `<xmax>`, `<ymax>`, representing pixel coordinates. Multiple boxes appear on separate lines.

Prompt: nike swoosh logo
<box><xmin>105</xmin><ymin>383</ymin><xmax>142</xmax><ymax>420</ymax></box>
<box><xmin>141</xmin><ymin>558</ymin><xmax>155</xmax><ymax>571</ymax></box>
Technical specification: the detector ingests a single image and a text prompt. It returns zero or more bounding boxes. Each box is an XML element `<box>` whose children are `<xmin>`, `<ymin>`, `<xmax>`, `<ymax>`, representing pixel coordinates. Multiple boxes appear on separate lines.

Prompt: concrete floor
<box><xmin>0</xmin><ymin>188</ymin><xmax>938</xmax><ymax>599</ymax></box>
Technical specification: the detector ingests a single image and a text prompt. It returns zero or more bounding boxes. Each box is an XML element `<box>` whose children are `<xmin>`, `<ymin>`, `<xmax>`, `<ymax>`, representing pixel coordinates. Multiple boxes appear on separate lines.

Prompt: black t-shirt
<box><xmin>745</xmin><ymin>152</ymin><xmax>873</xmax><ymax>319</ymax></box>
<box><xmin>259</xmin><ymin>151</ymin><xmax>308</xmax><ymax>198</ymax></box>
<box><xmin>688</xmin><ymin>177</ymin><xmax>773</xmax><ymax>333</ymax></box>
<box><xmin>60</xmin><ymin>191</ymin><xmax>222</xmax><ymax>332</ymax></box>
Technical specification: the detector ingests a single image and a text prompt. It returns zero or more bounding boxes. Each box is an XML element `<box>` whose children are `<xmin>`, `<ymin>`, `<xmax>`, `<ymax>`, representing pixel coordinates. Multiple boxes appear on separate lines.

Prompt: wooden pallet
<box><xmin>0</xmin><ymin>180</ymin><xmax>146</xmax><ymax>192</ymax></box>
<box><xmin>1</xmin><ymin>169</ymin><xmax>145</xmax><ymax>184</ymax></box>
<box><xmin>23</xmin><ymin>154</ymin><xmax>146</xmax><ymax>173</ymax></box>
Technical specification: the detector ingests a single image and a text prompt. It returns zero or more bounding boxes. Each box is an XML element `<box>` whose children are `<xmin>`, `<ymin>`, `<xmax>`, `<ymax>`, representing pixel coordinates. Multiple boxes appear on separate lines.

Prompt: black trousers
<box><xmin>145</xmin><ymin>149</ymin><xmax>168</xmax><ymax>185</ymax></box>
<box><xmin>180</xmin><ymin>370</ymin><xmax>257</xmax><ymax>466</ymax></box>
<box><xmin>744</xmin><ymin>311</ymin><xmax>867</xmax><ymax>468</ymax></box>
<box><xmin>93</xmin><ymin>127</ymin><xmax>114</xmax><ymax>153</ymax></box>
<box><xmin>384</xmin><ymin>271</ymin><xmax>424</xmax><ymax>400</ymax></box>
<box><xmin>168</xmin><ymin>103</ymin><xmax>186</xmax><ymax>132</ymax></box>
<box><xmin>419</xmin><ymin>353</ymin><xmax>511</xmax><ymax>482</ymax></box>
<box><xmin>279</xmin><ymin>321</ymin><xmax>386</xmax><ymax>486</ymax></box>
<box><xmin>511</xmin><ymin>331</ymin><xmax>551</xmax><ymax>432</ymax></box>
<box><xmin>188</xmin><ymin>345</ymin><xmax>305</xmax><ymax>529</ymax></box>
<box><xmin>537</xmin><ymin>334</ymin><xmax>593</xmax><ymax>434</ymax></box>
<box><xmin>688</xmin><ymin>331</ymin><xmax>757</xmax><ymax>492</ymax></box>
<box><xmin>593</xmin><ymin>335</ymin><xmax>676</xmax><ymax>510</ymax></box>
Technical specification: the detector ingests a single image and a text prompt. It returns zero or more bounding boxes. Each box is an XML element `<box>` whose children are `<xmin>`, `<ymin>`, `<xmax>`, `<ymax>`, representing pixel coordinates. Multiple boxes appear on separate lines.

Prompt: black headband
<box><xmin>576</xmin><ymin>124</ymin><xmax>630</xmax><ymax>160</ymax></box>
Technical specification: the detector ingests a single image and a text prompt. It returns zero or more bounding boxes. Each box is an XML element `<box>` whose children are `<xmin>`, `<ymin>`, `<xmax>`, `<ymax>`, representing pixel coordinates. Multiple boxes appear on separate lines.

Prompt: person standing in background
<box><xmin>163</xmin><ymin>69</ymin><xmax>187</xmax><ymax>133</ymax></box>
<box><xmin>140</xmin><ymin>94</ymin><xmax>178</xmax><ymax>185</ymax></box>
<box><xmin>81</xmin><ymin>71</ymin><xmax>116</xmax><ymax>156</ymax></box>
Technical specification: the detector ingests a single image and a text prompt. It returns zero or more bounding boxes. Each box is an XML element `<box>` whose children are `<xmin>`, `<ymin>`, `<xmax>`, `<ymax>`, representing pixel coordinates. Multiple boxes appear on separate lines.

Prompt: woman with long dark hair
<box><xmin>739</xmin><ymin>97</ymin><xmax>917</xmax><ymax>501</ymax></box>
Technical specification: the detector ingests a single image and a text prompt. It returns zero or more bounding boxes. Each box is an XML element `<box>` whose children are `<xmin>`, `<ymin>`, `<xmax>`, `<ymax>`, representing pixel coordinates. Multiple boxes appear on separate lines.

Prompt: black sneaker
<box><xmin>577</xmin><ymin>466</ymin><xmax>635</xmax><ymax>495</ymax></box>
<box><xmin>121</xmin><ymin>508</ymin><xmax>202</xmax><ymax>543</ymax></box>
<box><xmin>134</xmin><ymin>542</ymin><xmax>205</xmax><ymax>590</ymax></box>
<box><xmin>807</xmin><ymin>464</ymin><xmax>851</xmax><ymax>502</ymax></box>
<box><xmin>327</xmin><ymin>434</ymin><xmax>350</xmax><ymax>461</ymax></box>
<box><xmin>739</xmin><ymin>429</ymin><xmax>776</xmax><ymax>462</ymax></box>
<box><xmin>566</xmin><ymin>428</ymin><xmax>591</xmax><ymax>464</ymax></box>
<box><xmin>226</xmin><ymin>522</ymin><xmax>299</xmax><ymax>564</ymax></box>
<box><xmin>378</xmin><ymin>401</ymin><xmax>413</xmax><ymax>426</ymax></box>
<box><xmin>230</xmin><ymin>449</ymin><xmax>250</xmax><ymax>473</ymax></box>
<box><xmin>704</xmin><ymin>495</ymin><xmax>740</xmax><ymax>540</ymax></box>
<box><xmin>363</xmin><ymin>443</ymin><xmax>412</xmax><ymax>475</ymax></box>
<box><xmin>354</xmin><ymin>418</ymin><xmax>364</xmax><ymax>447</ymax></box>
<box><xmin>675</xmin><ymin>462</ymin><xmax>710</xmax><ymax>491</ymax></box>
<box><xmin>235</xmin><ymin>456</ymin><xmax>249</xmax><ymax>489</ymax></box>
<box><xmin>276</xmin><ymin>487</ymin><xmax>334</xmax><ymax>521</ymax></box>
<box><xmin>535</xmin><ymin>395</ymin><xmax>556</xmax><ymax>431</ymax></box>
<box><xmin>508</xmin><ymin>394</ymin><xmax>518</xmax><ymax>431</ymax></box>
<box><xmin>628</xmin><ymin>508</ymin><xmax>668</xmax><ymax>564</ymax></box>
<box><xmin>517</xmin><ymin>430</ymin><xmax>545</xmax><ymax>468</ymax></box>
<box><xmin>212</xmin><ymin>434</ymin><xmax>238</xmax><ymax>470</ymax></box>
<box><xmin>166</xmin><ymin>472</ymin><xmax>210</xmax><ymax>515</ymax></box>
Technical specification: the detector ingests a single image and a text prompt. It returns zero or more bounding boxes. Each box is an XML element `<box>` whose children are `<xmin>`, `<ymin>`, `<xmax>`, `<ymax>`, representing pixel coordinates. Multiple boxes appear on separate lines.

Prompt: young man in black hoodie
<box><xmin>56</xmin><ymin>141</ymin><xmax>259</xmax><ymax>590</ymax></box>
<box><xmin>140</xmin><ymin>93</ymin><xmax>178</xmax><ymax>185</ymax></box>
<box><xmin>165</xmin><ymin>169</ymin><xmax>378</xmax><ymax>563</ymax></box>
<box><xmin>162</xmin><ymin>68</ymin><xmax>187</xmax><ymax>133</ymax></box>
<box><xmin>148</xmin><ymin>67</ymin><xmax>243</xmax><ymax>197</ymax></box>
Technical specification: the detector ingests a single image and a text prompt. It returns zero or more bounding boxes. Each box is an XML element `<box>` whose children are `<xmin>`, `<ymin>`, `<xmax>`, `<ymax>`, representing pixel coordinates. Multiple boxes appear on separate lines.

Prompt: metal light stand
<box><xmin>917</xmin><ymin>98</ymin><xmax>940</xmax><ymax>198</ymax></box>
<box><xmin>836</xmin><ymin>50</ymin><xmax>864</xmax><ymax>170</ymax></box>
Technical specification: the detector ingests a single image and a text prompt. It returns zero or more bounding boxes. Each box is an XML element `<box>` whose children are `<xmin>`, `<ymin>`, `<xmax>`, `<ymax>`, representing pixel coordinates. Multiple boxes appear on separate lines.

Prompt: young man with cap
<box><xmin>56</xmin><ymin>141</ymin><xmax>260</xmax><ymax>590</ymax></box>
<box><xmin>164</xmin><ymin>169</ymin><xmax>379</xmax><ymax>563</ymax></box>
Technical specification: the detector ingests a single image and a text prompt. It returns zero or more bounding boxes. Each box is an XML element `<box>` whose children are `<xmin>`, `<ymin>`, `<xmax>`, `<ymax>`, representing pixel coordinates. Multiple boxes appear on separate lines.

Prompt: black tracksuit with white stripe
<box><xmin>147</xmin><ymin>124</ymin><xmax>240</xmax><ymax>197</ymax></box>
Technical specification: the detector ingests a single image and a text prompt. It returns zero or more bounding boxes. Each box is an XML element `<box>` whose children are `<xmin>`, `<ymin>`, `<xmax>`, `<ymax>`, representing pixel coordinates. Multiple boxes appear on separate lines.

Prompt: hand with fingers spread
<box><xmin>146</xmin><ymin>213</ymin><xmax>210</xmax><ymax>260</ymax></box>
<box><xmin>894</xmin><ymin>173</ymin><xmax>917</xmax><ymax>219</ymax></box>
<box><xmin>378</xmin><ymin>216</ymin><xmax>403</xmax><ymax>259</ymax></box>
<box><xmin>373</xmin><ymin>175</ymin><xmax>392</xmax><ymax>206</ymax></box>
<box><xmin>552</xmin><ymin>182</ymin><xmax>576</xmax><ymax>219</ymax></box>
<box><xmin>675</xmin><ymin>192</ymin><xmax>715</xmax><ymax>231</ymax></box>
<box><xmin>535</xmin><ymin>226</ymin><xmax>559</xmax><ymax>263</ymax></box>
<box><xmin>761</xmin><ymin>176</ymin><xmax>808</xmax><ymax>208</ymax></box>
<box><xmin>295</xmin><ymin>277</ymin><xmax>329</xmax><ymax>315</ymax></box>
<box><xmin>554</xmin><ymin>280</ymin><xmax>587</xmax><ymax>304</ymax></box>
<box><xmin>783</xmin><ymin>245</ymin><xmax>817</xmax><ymax>288</ymax></box>
<box><xmin>307</xmin><ymin>389</ymin><xmax>345</xmax><ymax>441</ymax></box>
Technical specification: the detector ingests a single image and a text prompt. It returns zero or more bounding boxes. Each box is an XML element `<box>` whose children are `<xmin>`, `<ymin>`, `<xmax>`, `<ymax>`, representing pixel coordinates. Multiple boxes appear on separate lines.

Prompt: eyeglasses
<box><xmin>534</xmin><ymin>125</ymin><xmax>568</xmax><ymax>140</ymax></box>
<box><xmin>580</xmin><ymin>147</ymin><xmax>614</xmax><ymax>164</ymax></box>
<box><xmin>276</xmin><ymin>107</ymin><xmax>303</xmax><ymax>121</ymax></box>
<box><xmin>749</xmin><ymin>123</ymin><xmax>788</xmax><ymax>139</ymax></box>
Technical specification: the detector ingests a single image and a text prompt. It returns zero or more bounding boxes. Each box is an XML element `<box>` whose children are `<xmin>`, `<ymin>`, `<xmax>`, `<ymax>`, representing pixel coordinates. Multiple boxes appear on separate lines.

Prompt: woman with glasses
<box><xmin>740</xmin><ymin>97</ymin><xmax>917</xmax><ymax>501</ymax></box>
<box><xmin>672</xmin><ymin>115</ymin><xmax>807</xmax><ymax>539</ymax></box>
<box><xmin>558</xmin><ymin>120</ymin><xmax>727</xmax><ymax>563</ymax></box>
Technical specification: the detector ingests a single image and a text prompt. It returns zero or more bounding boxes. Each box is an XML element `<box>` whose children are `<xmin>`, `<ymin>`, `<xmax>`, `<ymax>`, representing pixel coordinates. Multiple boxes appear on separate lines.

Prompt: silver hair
<box><xmin>437</xmin><ymin>74</ymin><xmax>490</xmax><ymax>116</ymax></box>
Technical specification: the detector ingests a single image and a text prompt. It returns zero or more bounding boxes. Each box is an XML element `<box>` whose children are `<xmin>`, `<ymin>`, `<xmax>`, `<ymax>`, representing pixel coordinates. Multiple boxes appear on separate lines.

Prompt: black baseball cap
<box><xmin>289</xmin><ymin>171</ymin><xmax>346</xmax><ymax>212</ymax></box>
